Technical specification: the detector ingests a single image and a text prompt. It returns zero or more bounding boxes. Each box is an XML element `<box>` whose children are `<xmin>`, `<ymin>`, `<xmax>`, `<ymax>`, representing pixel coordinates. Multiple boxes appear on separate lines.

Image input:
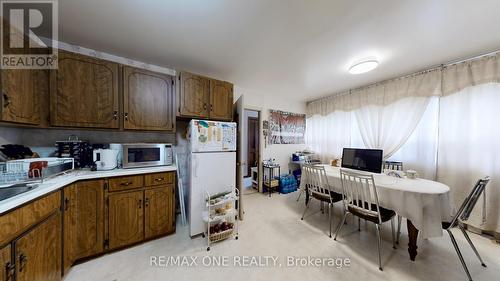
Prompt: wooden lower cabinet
<box><xmin>15</xmin><ymin>213</ymin><xmax>61</xmax><ymax>281</ymax></box>
<box><xmin>108</xmin><ymin>190</ymin><xmax>144</xmax><ymax>250</ymax></box>
<box><xmin>145</xmin><ymin>186</ymin><xmax>174</xmax><ymax>239</ymax></box>
<box><xmin>0</xmin><ymin>244</ymin><xmax>12</xmax><ymax>281</ymax></box>
<box><xmin>63</xmin><ymin>180</ymin><xmax>105</xmax><ymax>273</ymax></box>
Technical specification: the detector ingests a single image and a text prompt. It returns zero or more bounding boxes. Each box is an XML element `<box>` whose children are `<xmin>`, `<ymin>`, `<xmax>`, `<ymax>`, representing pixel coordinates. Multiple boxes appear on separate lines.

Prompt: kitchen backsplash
<box><xmin>0</xmin><ymin>126</ymin><xmax>176</xmax><ymax>149</ymax></box>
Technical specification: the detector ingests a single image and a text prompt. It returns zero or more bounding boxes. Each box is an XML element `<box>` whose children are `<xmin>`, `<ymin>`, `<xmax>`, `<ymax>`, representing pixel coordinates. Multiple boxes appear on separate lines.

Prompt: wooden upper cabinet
<box><xmin>209</xmin><ymin>79</ymin><xmax>233</xmax><ymax>121</ymax></box>
<box><xmin>108</xmin><ymin>190</ymin><xmax>144</xmax><ymax>250</ymax></box>
<box><xmin>0</xmin><ymin>69</ymin><xmax>48</xmax><ymax>125</ymax></box>
<box><xmin>123</xmin><ymin>67</ymin><xmax>175</xmax><ymax>131</ymax></box>
<box><xmin>145</xmin><ymin>186</ymin><xmax>174</xmax><ymax>239</ymax></box>
<box><xmin>15</xmin><ymin>212</ymin><xmax>61</xmax><ymax>281</ymax></box>
<box><xmin>178</xmin><ymin>71</ymin><xmax>210</xmax><ymax>118</ymax></box>
<box><xmin>0</xmin><ymin>244</ymin><xmax>12</xmax><ymax>281</ymax></box>
<box><xmin>50</xmin><ymin>51</ymin><xmax>119</xmax><ymax>128</ymax></box>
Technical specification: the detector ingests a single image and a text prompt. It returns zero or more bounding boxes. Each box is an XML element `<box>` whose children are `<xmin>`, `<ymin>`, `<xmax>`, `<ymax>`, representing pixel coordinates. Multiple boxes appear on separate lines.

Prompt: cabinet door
<box><xmin>15</xmin><ymin>213</ymin><xmax>61</xmax><ymax>281</ymax></box>
<box><xmin>178</xmin><ymin>72</ymin><xmax>210</xmax><ymax>118</ymax></box>
<box><xmin>209</xmin><ymin>79</ymin><xmax>233</xmax><ymax>121</ymax></box>
<box><xmin>74</xmin><ymin>180</ymin><xmax>105</xmax><ymax>259</ymax></box>
<box><xmin>62</xmin><ymin>184</ymin><xmax>77</xmax><ymax>275</ymax></box>
<box><xmin>0</xmin><ymin>244</ymin><xmax>12</xmax><ymax>281</ymax></box>
<box><xmin>108</xmin><ymin>191</ymin><xmax>144</xmax><ymax>250</ymax></box>
<box><xmin>50</xmin><ymin>51</ymin><xmax>119</xmax><ymax>128</ymax></box>
<box><xmin>123</xmin><ymin>67</ymin><xmax>175</xmax><ymax>131</ymax></box>
<box><xmin>1</xmin><ymin>69</ymin><xmax>48</xmax><ymax>125</ymax></box>
<box><xmin>145</xmin><ymin>186</ymin><xmax>174</xmax><ymax>239</ymax></box>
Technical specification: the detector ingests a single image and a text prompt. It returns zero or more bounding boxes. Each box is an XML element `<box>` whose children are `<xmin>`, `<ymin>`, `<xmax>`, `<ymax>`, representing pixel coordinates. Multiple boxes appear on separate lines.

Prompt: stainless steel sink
<box><xmin>0</xmin><ymin>183</ymin><xmax>39</xmax><ymax>201</ymax></box>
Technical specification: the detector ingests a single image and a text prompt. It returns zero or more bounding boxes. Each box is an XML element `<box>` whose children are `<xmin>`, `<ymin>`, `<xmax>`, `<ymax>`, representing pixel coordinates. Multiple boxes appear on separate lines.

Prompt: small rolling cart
<box><xmin>203</xmin><ymin>189</ymin><xmax>239</xmax><ymax>251</ymax></box>
<box><xmin>263</xmin><ymin>162</ymin><xmax>280</xmax><ymax>197</ymax></box>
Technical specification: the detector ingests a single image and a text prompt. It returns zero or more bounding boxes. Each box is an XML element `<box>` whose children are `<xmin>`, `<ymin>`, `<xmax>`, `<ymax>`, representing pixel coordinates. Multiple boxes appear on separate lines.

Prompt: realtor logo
<box><xmin>1</xmin><ymin>0</ymin><xmax>58</xmax><ymax>69</ymax></box>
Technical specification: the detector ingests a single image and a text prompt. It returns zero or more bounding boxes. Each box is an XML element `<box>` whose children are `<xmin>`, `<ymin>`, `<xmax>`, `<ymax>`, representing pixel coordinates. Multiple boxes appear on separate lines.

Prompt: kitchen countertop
<box><xmin>0</xmin><ymin>165</ymin><xmax>177</xmax><ymax>214</ymax></box>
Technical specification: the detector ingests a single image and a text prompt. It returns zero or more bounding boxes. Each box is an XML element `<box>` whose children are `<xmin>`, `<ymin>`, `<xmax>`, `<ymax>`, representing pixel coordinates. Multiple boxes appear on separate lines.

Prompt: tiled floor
<box><xmin>65</xmin><ymin>191</ymin><xmax>500</xmax><ymax>281</ymax></box>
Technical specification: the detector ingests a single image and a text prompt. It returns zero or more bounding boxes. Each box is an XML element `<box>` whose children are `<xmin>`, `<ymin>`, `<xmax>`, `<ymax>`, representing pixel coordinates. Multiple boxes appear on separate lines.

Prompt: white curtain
<box><xmin>437</xmin><ymin>83</ymin><xmax>500</xmax><ymax>233</ymax></box>
<box><xmin>387</xmin><ymin>97</ymin><xmax>439</xmax><ymax>180</ymax></box>
<box><xmin>355</xmin><ymin>96</ymin><xmax>431</xmax><ymax>159</ymax></box>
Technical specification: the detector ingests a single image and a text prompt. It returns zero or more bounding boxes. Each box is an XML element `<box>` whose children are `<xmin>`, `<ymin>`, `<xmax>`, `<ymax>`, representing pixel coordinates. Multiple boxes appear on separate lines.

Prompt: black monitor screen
<box><xmin>341</xmin><ymin>148</ymin><xmax>383</xmax><ymax>173</ymax></box>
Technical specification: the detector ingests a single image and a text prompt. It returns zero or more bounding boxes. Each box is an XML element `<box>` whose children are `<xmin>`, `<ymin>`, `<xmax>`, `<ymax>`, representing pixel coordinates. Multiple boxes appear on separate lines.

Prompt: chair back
<box><xmin>305</xmin><ymin>154</ymin><xmax>321</xmax><ymax>165</ymax></box>
<box><xmin>340</xmin><ymin>169</ymin><xmax>382</xmax><ymax>224</ymax></box>
<box><xmin>383</xmin><ymin>161</ymin><xmax>403</xmax><ymax>171</ymax></box>
<box><xmin>447</xmin><ymin>177</ymin><xmax>490</xmax><ymax>229</ymax></box>
<box><xmin>302</xmin><ymin>164</ymin><xmax>333</xmax><ymax>200</ymax></box>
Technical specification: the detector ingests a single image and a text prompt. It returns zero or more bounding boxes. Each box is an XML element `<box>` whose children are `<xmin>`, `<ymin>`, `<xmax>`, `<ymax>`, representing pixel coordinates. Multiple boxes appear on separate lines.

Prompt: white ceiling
<box><xmin>59</xmin><ymin>0</ymin><xmax>500</xmax><ymax>102</ymax></box>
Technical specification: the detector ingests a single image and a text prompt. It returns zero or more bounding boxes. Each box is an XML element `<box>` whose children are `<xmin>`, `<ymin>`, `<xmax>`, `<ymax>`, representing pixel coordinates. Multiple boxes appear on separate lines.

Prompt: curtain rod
<box><xmin>308</xmin><ymin>47</ymin><xmax>500</xmax><ymax>104</ymax></box>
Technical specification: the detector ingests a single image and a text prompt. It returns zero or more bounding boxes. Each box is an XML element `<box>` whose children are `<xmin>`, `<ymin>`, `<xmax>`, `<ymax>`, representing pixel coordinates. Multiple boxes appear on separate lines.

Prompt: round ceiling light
<box><xmin>348</xmin><ymin>58</ymin><xmax>379</xmax><ymax>74</ymax></box>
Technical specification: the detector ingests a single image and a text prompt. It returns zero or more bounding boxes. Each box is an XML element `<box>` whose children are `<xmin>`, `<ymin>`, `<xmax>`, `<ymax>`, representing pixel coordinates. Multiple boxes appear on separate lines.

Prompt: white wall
<box><xmin>234</xmin><ymin>86</ymin><xmax>307</xmax><ymax>175</ymax></box>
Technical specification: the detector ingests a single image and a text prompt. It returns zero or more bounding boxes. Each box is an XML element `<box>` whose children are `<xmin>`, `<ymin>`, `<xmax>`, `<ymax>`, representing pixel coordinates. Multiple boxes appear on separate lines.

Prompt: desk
<box><xmin>299</xmin><ymin>165</ymin><xmax>452</xmax><ymax>260</ymax></box>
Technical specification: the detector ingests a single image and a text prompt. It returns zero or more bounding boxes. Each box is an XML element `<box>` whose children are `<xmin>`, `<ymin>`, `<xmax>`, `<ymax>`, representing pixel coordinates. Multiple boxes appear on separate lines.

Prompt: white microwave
<box><xmin>110</xmin><ymin>143</ymin><xmax>173</xmax><ymax>169</ymax></box>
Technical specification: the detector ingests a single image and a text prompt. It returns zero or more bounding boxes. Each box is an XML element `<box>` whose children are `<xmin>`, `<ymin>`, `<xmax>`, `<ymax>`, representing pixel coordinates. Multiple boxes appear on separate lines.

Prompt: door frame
<box><xmin>246</xmin><ymin>115</ymin><xmax>259</xmax><ymax>177</ymax></box>
<box><xmin>243</xmin><ymin>106</ymin><xmax>263</xmax><ymax>193</ymax></box>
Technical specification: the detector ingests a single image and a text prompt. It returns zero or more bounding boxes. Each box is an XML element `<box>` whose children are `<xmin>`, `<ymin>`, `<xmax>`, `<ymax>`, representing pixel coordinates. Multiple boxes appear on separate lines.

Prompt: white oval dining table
<box><xmin>299</xmin><ymin>165</ymin><xmax>453</xmax><ymax>261</ymax></box>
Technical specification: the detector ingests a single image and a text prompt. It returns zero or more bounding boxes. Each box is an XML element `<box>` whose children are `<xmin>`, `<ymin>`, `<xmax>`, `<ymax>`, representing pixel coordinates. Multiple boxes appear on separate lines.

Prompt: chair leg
<box><xmin>391</xmin><ymin>217</ymin><xmax>396</xmax><ymax>249</ymax></box>
<box><xmin>329</xmin><ymin>203</ymin><xmax>332</xmax><ymax>238</ymax></box>
<box><xmin>459</xmin><ymin>225</ymin><xmax>487</xmax><ymax>267</ymax></box>
<box><xmin>296</xmin><ymin>188</ymin><xmax>303</xmax><ymax>202</ymax></box>
<box><xmin>334</xmin><ymin>211</ymin><xmax>348</xmax><ymax>241</ymax></box>
<box><xmin>301</xmin><ymin>198</ymin><xmax>311</xmax><ymax>220</ymax></box>
<box><xmin>447</xmin><ymin>229</ymin><xmax>473</xmax><ymax>281</ymax></box>
<box><xmin>375</xmin><ymin>224</ymin><xmax>383</xmax><ymax>271</ymax></box>
<box><xmin>396</xmin><ymin>215</ymin><xmax>402</xmax><ymax>244</ymax></box>
<box><xmin>358</xmin><ymin>217</ymin><xmax>361</xmax><ymax>231</ymax></box>
<box><xmin>321</xmin><ymin>201</ymin><xmax>324</xmax><ymax>214</ymax></box>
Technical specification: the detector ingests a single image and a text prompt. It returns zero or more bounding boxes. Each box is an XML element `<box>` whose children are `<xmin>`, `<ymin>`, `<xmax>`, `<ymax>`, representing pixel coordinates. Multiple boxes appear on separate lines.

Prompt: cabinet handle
<box><xmin>18</xmin><ymin>253</ymin><xmax>27</xmax><ymax>272</ymax></box>
<box><xmin>210</xmin><ymin>104</ymin><xmax>213</xmax><ymax>111</ymax></box>
<box><xmin>5</xmin><ymin>262</ymin><xmax>14</xmax><ymax>281</ymax></box>
<box><xmin>203</xmin><ymin>103</ymin><xmax>207</xmax><ymax>110</ymax></box>
<box><xmin>120</xmin><ymin>182</ymin><xmax>132</xmax><ymax>186</ymax></box>
<box><xmin>124</xmin><ymin>113</ymin><xmax>129</xmax><ymax>121</ymax></box>
<box><xmin>2</xmin><ymin>92</ymin><xmax>10</xmax><ymax>108</ymax></box>
<box><xmin>154</xmin><ymin>178</ymin><xmax>164</xmax><ymax>182</ymax></box>
<box><xmin>138</xmin><ymin>199</ymin><xmax>142</xmax><ymax>209</ymax></box>
<box><xmin>113</xmin><ymin>110</ymin><xmax>118</xmax><ymax>120</ymax></box>
<box><xmin>64</xmin><ymin>198</ymin><xmax>70</xmax><ymax>211</ymax></box>
<box><xmin>145</xmin><ymin>198</ymin><xmax>150</xmax><ymax>207</ymax></box>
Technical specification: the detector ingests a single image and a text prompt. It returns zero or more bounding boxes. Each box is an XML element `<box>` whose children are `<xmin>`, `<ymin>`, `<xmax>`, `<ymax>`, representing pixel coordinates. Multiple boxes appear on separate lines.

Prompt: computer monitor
<box><xmin>341</xmin><ymin>148</ymin><xmax>383</xmax><ymax>173</ymax></box>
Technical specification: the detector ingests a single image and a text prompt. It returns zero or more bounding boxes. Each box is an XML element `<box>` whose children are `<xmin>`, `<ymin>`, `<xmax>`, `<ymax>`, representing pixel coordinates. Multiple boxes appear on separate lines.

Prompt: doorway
<box><xmin>243</xmin><ymin>109</ymin><xmax>260</xmax><ymax>195</ymax></box>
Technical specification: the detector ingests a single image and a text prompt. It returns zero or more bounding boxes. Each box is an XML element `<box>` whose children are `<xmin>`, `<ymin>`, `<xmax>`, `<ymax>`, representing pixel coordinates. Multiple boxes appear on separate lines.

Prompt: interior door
<box><xmin>144</xmin><ymin>186</ymin><xmax>173</xmax><ymax>239</ymax></box>
<box><xmin>247</xmin><ymin>116</ymin><xmax>259</xmax><ymax>176</ymax></box>
<box><xmin>233</xmin><ymin>95</ymin><xmax>244</xmax><ymax>220</ymax></box>
<box><xmin>15</xmin><ymin>213</ymin><xmax>61</xmax><ymax>281</ymax></box>
<box><xmin>123</xmin><ymin>67</ymin><xmax>175</xmax><ymax>131</ymax></box>
<box><xmin>108</xmin><ymin>190</ymin><xmax>144</xmax><ymax>249</ymax></box>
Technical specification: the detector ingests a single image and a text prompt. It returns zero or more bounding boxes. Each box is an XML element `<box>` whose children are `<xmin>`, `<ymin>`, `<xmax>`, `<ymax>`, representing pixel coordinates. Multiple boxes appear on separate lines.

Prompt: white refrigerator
<box><xmin>187</xmin><ymin>120</ymin><xmax>237</xmax><ymax>237</ymax></box>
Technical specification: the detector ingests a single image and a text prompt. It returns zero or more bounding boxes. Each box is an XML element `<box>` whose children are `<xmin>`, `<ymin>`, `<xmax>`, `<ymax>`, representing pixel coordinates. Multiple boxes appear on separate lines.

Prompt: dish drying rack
<box><xmin>0</xmin><ymin>158</ymin><xmax>74</xmax><ymax>185</ymax></box>
<box><xmin>203</xmin><ymin>188</ymin><xmax>239</xmax><ymax>251</ymax></box>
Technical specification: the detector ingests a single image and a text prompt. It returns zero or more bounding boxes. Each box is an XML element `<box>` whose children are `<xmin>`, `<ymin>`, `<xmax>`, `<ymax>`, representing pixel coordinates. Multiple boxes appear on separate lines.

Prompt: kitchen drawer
<box><xmin>145</xmin><ymin>172</ymin><xmax>174</xmax><ymax>187</ymax></box>
<box><xmin>0</xmin><ymin>191</ymin><xmax>60</xmax><ymax>246</ymax></box>
<box><xmin>108</xmin><ymin>175</ymin><xmax>144</xmax><ymax>192</ymax></box>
